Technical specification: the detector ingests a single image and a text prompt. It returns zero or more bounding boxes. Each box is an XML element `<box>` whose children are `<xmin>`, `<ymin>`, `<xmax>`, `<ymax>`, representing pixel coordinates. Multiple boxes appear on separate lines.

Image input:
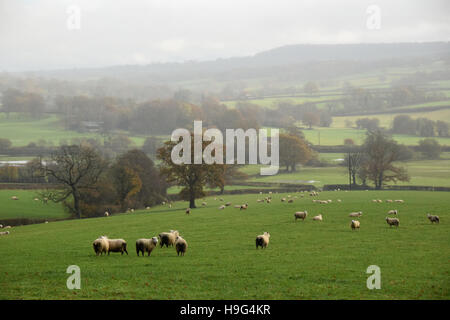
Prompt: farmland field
<box><xmin>0</xmin><ymin>191</ymin><xmax>448</xmax><ymax>299</ymax></box>
<box><xmin>0</xmin><ymin>190</ymin><xmax>67</xmax><ymax>220</ymax></box>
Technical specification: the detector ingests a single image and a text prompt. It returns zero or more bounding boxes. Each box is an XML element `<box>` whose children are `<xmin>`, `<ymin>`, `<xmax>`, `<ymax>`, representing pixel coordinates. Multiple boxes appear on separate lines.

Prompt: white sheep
<box><xmin>0</xmin><ymin>231</ymin><xmax>10</xmax><ymax>236</ymax></box>
<box><xmin>349</xmin><ymin>211</ymin><xmax>362</xmax><ymax>217</ymax></box>
<box><xmin>219</xmin><ymin>205</ymin><xmax>225</xmax><ymax>210</ymax></box>
<box><xmin>11</xmin><ymin>196</ymin><xmax>18</xmax><ymax>200</ymax></box>
<box><xmin>294</xmin><ymin>211</ymin><xmax>308</xmax><ymax>221</ymax></box>
<box><xmin>288</xmin><ymin>199</ymin><xmax>294</xmax><ymax>203</ymax></box>
<box><xmin>104</xmin><ymin>211</ymin><xmax>110</xmax><ymax>217</ymax></box>
<box><xmin>312</xmin><ymin>214</ymin><xmax>323</xmax><ymax>221</ymax></box>
<box><xmin>0</xmin><ymin>224</ymin><xmax>3</xmax><ymax>228</ymax></box>
<box><xmin>240</xmin><ymin>204</ymin><xmax>248</xmax><ymax>210</ymax></box>
<box><xmin>395</xmin><ymin>200</ymin><xmax>404</xmax><ymax>203</ymax></box>
<box><xmin>93</xmin><ymin>236</ymin><xmax>109</xmax><ymax>256</ymax></box>
<box><xmin>159</xmin><ymin>230</ymin><xmax>179</xmax><ymax>248</ymax></box>
<box><xmin>426</xmin><ymin>213</ymin><xmax>440</xmax><ymax>224</ymax></box>
<box><xmin>105</xmin><ymin>237</ymin><xmax>128</xmax><ymax>255</ymax></box>
<box><xmin>387</xmin><ymin>209</ymin><xmax>398</xmax><ymax>215</ymax></box>
<box><xmin>350</xmin><ymin>220</ymin><xmax>360</xmax><ymax>230</ymax></box>
<box><xmin>202</xmin><ymin>202</ymin><xmax>207</xmax><ymax>206</ymax></box>
<box><xmin>186</xmin><ymin>208</ymin><xmax>191</xmax><ymax>214</ymax></box>
<box><xmin>225</xmin><ymin>202</ymin><xmax>232</xmax><ymax>206</ymax></box>
<box><xmin>386</xmin><ymin>217</ymin><xmax>400</xmax><ymax>227</ymax></box>
<box><xmin>136</xmin><ymin>237</ymin><xmax>158</xmax><ymax>256</ymax></box>
<box><xmin>255</xmin><ymin>232</ymin><xmax>270</xmax><ymax>249</ymax></box>
<box><xmin>386</xmin><ymin>199</ymin><xmax>393</xmax><ymax>203</ymax></box>
<box><xmin>146</xmin><ymin>206</ymin><xmax>151</xmax><ymax>210</ymax></box>
<box><xmin>175</xmin><ymin>236</ymin><xmax>188</xmax><ymax>256</ymax></box>
<box><xmin>3</xmin><ymin>226</ymin><xmax>11</xmax><ymax>229</ymax></box>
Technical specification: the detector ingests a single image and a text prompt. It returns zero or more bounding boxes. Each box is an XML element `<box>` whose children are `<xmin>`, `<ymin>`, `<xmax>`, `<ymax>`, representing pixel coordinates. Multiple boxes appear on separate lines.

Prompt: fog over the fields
<box><xmin>1</xmin><ymin>0</ymin><xmax>450</xmax><ymax>71</ymax></box>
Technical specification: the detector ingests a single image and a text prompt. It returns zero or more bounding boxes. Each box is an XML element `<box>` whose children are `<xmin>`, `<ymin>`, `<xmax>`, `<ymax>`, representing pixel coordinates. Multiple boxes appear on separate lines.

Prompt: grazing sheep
<box><xmin>294</xmin><ymin>211</ymin><xmax>308</xmax><ymax>221</ymax></box>
<box><xmin>104</xmin><ymin>211</ymin><xmax>110</xmax><ymax>217</ymax></box>
<box><xmin>202</xmin><ymin>202</ymin><xmax>207</xmax><ymax>206</ymax></box>
<box><xmin>225</xmin><ymin>202</ymin><xmax>232</xmax><ymax>206</ymax></box>
<box><xmin>175</xmin><ymin>236</ymin><xmax>188</xmax><ymax>256</ymax></box>
<box><xmin>386</xmin><ymin>217</ymin><xmax>400</xmax><ymax>227</ymax></box>
<box><xmin>349</xmin><ymin>211</ymin><xmax>362</xmax><ymax>217</ymax></box>
<box><xmin>257</xmin><ymin>199</ymin><xmax>264</xmax><ymax>203</ymax></box>
<box><xmin>234</xmin><ymin>205</ymin><xmax>241</xmax><ymax>208</ymax></box>
<box><xmin>186</xmin><ymin>208</ymin><xmax>191</xmax><ymax>215</ymax></box>
<box><xmin>337</xmin><ymin>199</ymin><xmax>342</xmax><ymax>202</ymax></box>
<box><xmin>11</xmin><ymin>196</ymin><xmax>18</xmax><ymax>200</ymax></box>
<box><xmin>0</xmin><ymin>231</ymin><xmax>10</xmax><ymax>236</ymax></box>
<box><xmin>266</xmin><ymin>199</ymin><xmax>271</xmax><ymax>203</ymax></box>
<box><xmin>34</xmin><ymin>198</ymin><xmax>39</xmax><ymax>201</ymax></box>
<box><xmin>92</xmin><ymin>236</ymin><xmax>109</xmax><ymax>256</ymax></box>
<box><xmin>219</xmin><ymin>205</ymin><xmax>225</xmax><ymax>210</ymax></box>
<box><xmin>395</xmin><ymin>200</ymin><xmax>404</xmax><ymax>203</ymax></box>
<box><xmin>169</xmin><ymin>204</ymin><xmax>172</xmax><ymax>208</ymax></box>
<box><xmin>0</xmin><ymin>224</ymin><xmax>3</xmax><ymax>228</ymax></box>
<box><xmin>158</xmin><ymin>230</ymin><xmax>179</xmax><ymax>248</ymax></box>
<box><xmin>255</xmin><ymin>232</ymin><xmax>270</xmax><ymax>249</ymax></box>
<box><xmin>386</xmin><ymin>199</ymin><xmax>393</xmax><ymax>203</ymax></box>
<box><xmin>312</xmin><ymin>214</ymin><xmax>323</xmax><ymax>221</ymax></box>
<box><xmin>3</xmin><ymin>226</ymin><xmax>11</xmax><ymax>229</ymax></box>
<box><xmin>288</xmin><ymin>199</ymin><xmax>294</xmax><ymax>203</ymax></box>
<box><xmin>45</xmin><ymin>221</ymin><xmax>48</xmax><ymax>224</ymax></box>
<box><xmin>136</xmin><ymin>237</ymin><xmax>158</xmax><ymax>256</ymax></box>
<box><xmin>162</xmin><ymin>201</ymin><xmax>166</xmax><ymax>205</ymax></box>
<box><xmin>387</xmin><ymin>209</ymin><xmax>398</xmax><ymax>215</ymax></box>
<box><xmin>240</xmin><ymin>204</ymin><xmax>248</xmax><ymax>210</ymax></box>
<box><xmin>106</xmin><ymin>238</ymin><xmax>128</xmax><ymax>255</ymax></box>
<box><xmin>281</xmin><ymin>197</ymin><xmax>286</xmax><ymax>202</ymax></box>
<box><xmin>350</xmin><ymin>220</ymin><xmax>360</xmax><ymax>230</ymax></box>
<box><xmin>131</xmin><ymin>208</ymin><xmax>134</xmax><ymax>212</ymax></box>
<box><xmin>146</xmin><ymin>206</ymin><xmax>151</xmax><ymax>210</ymax></box>
<box><xmin>426</xmin><ymin>213</ymin><xmax>440</xmax><ymax>224</ymax></box>
<box><xmin>219</xmin><ymin>198</ymin><xmax>224</xmax><ymax>202</ymax></box>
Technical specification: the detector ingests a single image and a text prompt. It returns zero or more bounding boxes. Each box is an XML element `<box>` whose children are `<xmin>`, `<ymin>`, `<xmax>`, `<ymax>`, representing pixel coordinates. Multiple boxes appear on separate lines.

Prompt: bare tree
<box><xmin>40</xmin><ymin>145</ymin><xmax>106</xmax><ymax>218</ymax></box>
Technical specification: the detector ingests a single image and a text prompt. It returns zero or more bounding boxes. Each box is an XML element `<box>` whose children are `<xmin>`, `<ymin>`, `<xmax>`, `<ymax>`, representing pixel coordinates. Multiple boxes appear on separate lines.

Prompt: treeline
<box><xmin>391</xmin><ymin>115</ymin><xmax>449</xmax><ymax>137</ymax></box>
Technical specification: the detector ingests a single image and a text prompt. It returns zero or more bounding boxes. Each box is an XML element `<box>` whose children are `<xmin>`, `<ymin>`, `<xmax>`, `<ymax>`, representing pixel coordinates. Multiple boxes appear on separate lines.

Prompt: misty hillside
<box><xmin>24</xmin><ymin>42</ymin><xmax>450</xmax><ymax>84</ymax></box>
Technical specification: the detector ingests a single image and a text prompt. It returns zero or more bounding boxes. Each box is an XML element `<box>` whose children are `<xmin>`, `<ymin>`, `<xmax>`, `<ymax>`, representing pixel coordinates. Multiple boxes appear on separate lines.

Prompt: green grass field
<box><xmin>0</xmin><ymin>190</ymin><xmax>68</xmax><ymax>220</ymax></box>
<box><xmin>243</xmin><ymin>158</ymin><xmax>450</xmax><ymax>187</ymax></box>
<box><xmin>0</xmin><ymin>191</ymin><xmax>448</xmax><ymax>299</ymax></box>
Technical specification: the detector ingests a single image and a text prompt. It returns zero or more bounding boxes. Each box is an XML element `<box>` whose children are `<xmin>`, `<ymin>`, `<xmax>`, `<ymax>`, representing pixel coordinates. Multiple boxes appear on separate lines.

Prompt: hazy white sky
<box><xmin>1</xmin><ymin>0</ymin><xmax>449</xmax><ymax>71</ymax></box>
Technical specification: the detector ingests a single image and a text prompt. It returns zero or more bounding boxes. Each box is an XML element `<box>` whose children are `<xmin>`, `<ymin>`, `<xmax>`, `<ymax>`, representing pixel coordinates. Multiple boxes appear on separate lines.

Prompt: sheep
<box><xmin>257</xmin><ymin>199</ymin><xmax>264</xmax><ymax>203</ymax></box>
<box><xmin>34</xmin><ymin>198</ymin><xmax>39</xmax><ymax>201</ymax></box>
<box><xmin>158</xmin><ymin>230</ymin><xmax>179</xmax><ymax>248</ymax></box>
<box><xmin>288</xmin><ymin>199</ymin><xmax>294</xmax><ymax>203</ymax></box>
<box><xmin>219</xmin><ymin>198</ymin><xmax>224</xmax><ymax>201</ymax></box>
<box><xmin>0</xmin><ymin>224</ymin><xmax>3</xmax><ymax>228</ymax></box>
<box><xmin>0</xmin><ymin>231</ymin><xmax>10</xmax><ymax>236</ymax></box>
<box><xmin>3</xmin><ymin>226</ymin><xmax>11</xmax><ymax>229</ymax></box>
<box><xmin>106</xmin><ymin>237</ymin><xmax>128</xmax><ymax>255</ymax></box>
<box><xmin>294</xmin><ymin>211</ymin><xmax>308</xmax><ymax>221</ymax></box>
<box><xmin>240</xmin><ymin>204</ymin><xmax>248</xmax><ymax>210</ymax></box>
<box><xmin>395</xmin><ymin>200</ymin><xmax>404</xmax><ymax>203</ymax></box>
<box><xmin>312</xmin><ymin>214</ymin><xmax>323</xmax><ymax>221</ymax></box>
<box><xmin>234</xmin><ymin>205</ymin><xmax>241</xmax><ymax>208</ymax></box>
<box><xmin>386</xmin><ymin>199</ymin><xmax>393</xmax><ymax>203</ymax></box>
<box><xmin>386</xmin><ymin>217</ymin><xmax>400</xmax><ymax>227</ymax></box>
<box><xmin>136</xmin><ymin>237</ymin><xmax>158</xmax><ymax>256</ymax></box>
<box><xmin>11</xmin><ymin>196</ymin><xmax>18</xmax><ymax>200</ymax></box>
<box><xmin>162</xmin><ymin>201</ymin><xmax>166</xmax><ymax>205</ymax></box>
<box><xmin>104</xmin><ymin>211</ymin><xmax>110</xmax><ymax>217</ymax></box>
<box><xmin>378</xmin><ymin>199</ymin><xmax>383</xmax><ymax>203</ymax></box>
<box><xmin>186</xmin><ymin>208</ymin><xmax>191</xmax><ymax>215</ymax></box>
<box><xmin>337</xmin><ymin>199</ymin><xmax>342</xmax><ymax>202</ymax></box>
<box><xmin>130</xmin><ymin>208</ymin><xmax>134</xmax><ymax>212</ymax></box>
<box><xmin>255</xmin><ymin>232</ymin><xmax>270</xmax><ymax>249</ymax></box>
<box><xmin>169</xmin><ymin>204</ymin><xmax>172</xmax><ymax>208</ymax></box>
<box><xmin>175</xmin><ymin>236</ymin><xmax>188</xmax><ymax>256</ymax></box>
<box><xmin>225</xmin><ymin>202</ymin><xmax>232</xmax><ymax>206</ymax></box>
<box><xmin>146</xmin><ymin>206</ymin><xmax>151</xmax><ymax>210</ymax></box>
<box><xmin>349</xmin><ymin>211</ymin><xmax>362</xmax><ymax>217</ymax></box>
<box><xmin>387</xmin><ymin>209</ymin><xmax>398</xmax><ymax>215</ymax></box>
<box><xmin>426</xmin><ymin>213</ymin><xmax>440</xmax><ymax>224</ymax></box>
<box><xmin>266</xmin><ymin>199</ymin><xmax>271</xmax><ymax>204</ymax></box>
<box><xmin>350</xmin><ymin>220</ymin><xmax>360</xmax><ymax>230</ymax></box>
<box><xmin>202</xmin><ymin>202</ymin><xmax>207</xmax><ymax>206</ymax></box>
<box><xmin>92</xmin><ymin>236</ymin><xmax>109</xmax><ymax>256</ymax></box>
<box><xmin>219</xmin><ymin>205</ymin><xmax>225</xmax><ymax>210</ymax></box>
<box><xmin>281</xmin><ymin>197</ymin><xmax>286</xmax><ymax>202</ymax></box>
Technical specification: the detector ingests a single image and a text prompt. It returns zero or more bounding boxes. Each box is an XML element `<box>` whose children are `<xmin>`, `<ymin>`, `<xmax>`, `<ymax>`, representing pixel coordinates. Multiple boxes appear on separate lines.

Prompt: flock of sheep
<box><xmin>92</xmin><ymin>230</ymin><xmax>188</xmax><ymax>257</ymax></box>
